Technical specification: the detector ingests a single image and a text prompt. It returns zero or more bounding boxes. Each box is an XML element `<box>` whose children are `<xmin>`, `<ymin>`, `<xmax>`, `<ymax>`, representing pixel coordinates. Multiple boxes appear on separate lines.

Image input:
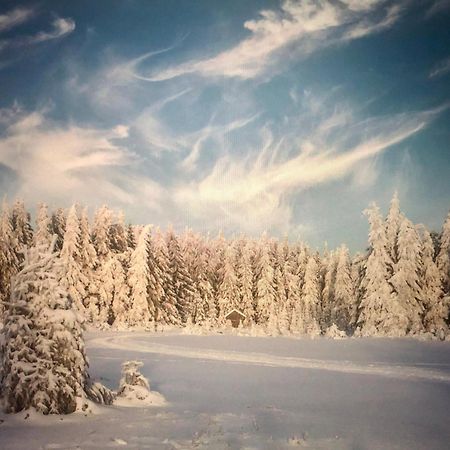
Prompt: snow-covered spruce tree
<box><xmin>237</xmin><ymin>238</ymin><xmax>256</xmax><ymax>325</ymax></box>
<box><xmin>389</xmin><ymin>216</ymin><xmax>424</xmax><ymax>334</ymax></box>
<box><xmin>0</xmin><ymin>239</ymin><xmax>113</xmax><ymax>414</ymax></box>
<box><xmin>60</xmin><ymin>205</ymin><xmax>88</xmax><ymax>313</ymax></box>
<box><xmin>418</xmin><ymin>225</ymin><xmax>448</xmax><ymax>334</ymax></box>
<box><xmin>321</xmin><ymin>250</ymin><xmax>337</xmax><ymax>330</ymax></box>
<box><xmin>97</xmin><ymin>253</ymin><xmax>130</xmax><ymax>327</ymax></box>
<box><xmin>127</xmin><ymin>225</ymin><xmax>155</xmax><ymax>327</ymax></box>
<box><xmin>78</xmin><ymin>207</ymin><xmax>99</xmax><ymax>314</ymax></box>
<box><xmin>350</xmin><ymin>251</ymin><xmax>366</xmax><ymax>329</ymax></box>
<box><xmin>301</xmin><ymin>253</ymin><xmax>322</xmax><ymax>335</ymax></box>
<box><xmin>90</xmin><ymin>206</ymin><xmax>115</xmax><ymax>326</ymax></box>
<box><xmin>437</xmin><ymin>211</ymin><xmax>450</xmax><ymax>296</ymax></box>
<box><xmin>288</xmin><ymin>243</ymin><xmax>309</xmax><ymax>334</ymax></box>
<box><xmin>34</xmin><ymin>203</ymin><xmax>52</xmax><ymax>247</ymax></box>
<box><xmin>332</xmin><ymin>244</ymin><xmax>355</xmax><ymax>333</ymax></box>
<box><xmin>255</xmin><ymin>233</ymin><xmax>277</xmax><ymax>326</ymax></box>
<box><xmin>109</xmin><ymin>211</ymin><xmax>128</xmax><ymax>254</ymax></box>
<box><xmin>166</xmin><ymin>227</ymin><xmax>195</xmax><ymax>324</ymax></box>
<box><xmin>92</xmin><ymin>206</ymin><xmax>113</xmax><ymax>259</ymax></box>
<box><xmin>0</xmin><ymin>200</ymin><xmax>19</xmax><ymax>322</ymax></box>
<box><xmin>51</xmin><ymin>207</ymin><xmax>66</xmax><ymax>252</ymax></box>
<box><xmin>385</xmin><ymin>191</ymin><xmax>402</xmax><ymax>266</ymax></box>
<box><xmin>153</xmin><ymin>229</ymin><xmax>180</xmax><ymax>326</ymax></box>
<box><xmin>11</xmin><ymin>200</ymin><xmax>33</xmax><ymax>253</ymax></box>
<box><xmin>357</xmin><ymin>204</ymin><xmax>407</xmax><ymax>336</ymax></box>
<box><xmin>217</xmin><ymin>241</ymin><xmax>240</xmax><ymax>323</ymax></box>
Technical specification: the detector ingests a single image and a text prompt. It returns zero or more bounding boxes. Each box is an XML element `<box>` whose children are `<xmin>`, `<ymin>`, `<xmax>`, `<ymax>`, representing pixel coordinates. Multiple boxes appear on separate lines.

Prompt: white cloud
<box><xmin>135</xmin><ymin>0</ymin><xmax>402</xmax><ymax>81</ymax></box>
<box><xmin>0</xmin><ymin>108</ymin><xmax>162</xmax><ymax>210</ymax></box>
<box><xmin>429</xmin><ymin>56</ymin><xmax>450</xmax><ymax>79</ymax></box>
<box><xmin>0</xmin><ymin>7</ymin><xmax>34</xmax><ymax>32</ymax></box>
<box><xmin>0</xmin><ymin>16</ymin><xmax>75</xmax><ymax>53</ymax></box>
<box><xmin>27</xmin><ymin>17</ymin><xmax>75</xmax><ymax>44</ymax></box>
<box><xmin>173</xmin><ymin>104</ymin><xmax>443</xmax><ymax>234</ymax></box>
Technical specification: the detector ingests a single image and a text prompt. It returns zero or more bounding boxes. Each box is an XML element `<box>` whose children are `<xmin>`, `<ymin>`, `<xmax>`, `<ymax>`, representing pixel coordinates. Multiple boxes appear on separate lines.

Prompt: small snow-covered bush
<box><xmin>115</xmin><ymin>360</ymin><xmax>166</xmax><ymax>407</ymax></box>
<box><xmin>117</xmin><ymin>360</ymin><xmax>150</xmax><ymax>400</ymax></box>
<box><xmin>325</xmin><ymin>324</ymin><xmax>347</xmax><ymax>339</ymax></box>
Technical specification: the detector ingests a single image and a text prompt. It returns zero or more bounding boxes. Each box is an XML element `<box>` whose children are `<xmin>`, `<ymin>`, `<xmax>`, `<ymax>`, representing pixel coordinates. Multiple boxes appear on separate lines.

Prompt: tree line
<box><xmin>0</xmin><ymin>193</ymin><xmax>449</xmax><ymax>338</ymax></box>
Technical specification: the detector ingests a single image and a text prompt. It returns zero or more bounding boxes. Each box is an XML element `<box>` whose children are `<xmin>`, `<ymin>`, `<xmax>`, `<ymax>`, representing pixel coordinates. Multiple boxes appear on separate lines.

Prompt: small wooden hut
<box><xmin>225</xmin><ymin>309</ymin><xmax>246</xmax><ymax>328</ymax></box>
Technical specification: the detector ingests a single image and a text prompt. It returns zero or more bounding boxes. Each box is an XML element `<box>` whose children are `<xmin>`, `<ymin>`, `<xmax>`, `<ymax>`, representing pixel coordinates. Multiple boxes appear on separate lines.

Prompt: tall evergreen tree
<box><xmin>127</xmin><ymin>225</ymin><xmax>154</xmax><ymax>327</ymax></box>
<box><xmin>34</xmin><ymin>203</ymin><xmax>52</xmax><ymax>247</ymax></box>
<box><xmin>358</xmin><ymin>204</ymin><xmax>407</xmax><ymax>336</ymax></box>
<box><xmin>389</xmin><ymin>216</ymin><xmax>424</xmax><ymax>334</ymax></box>
<box><xmin>166</xmin><ymin>228</ymin><xmax>194</xmax><ymax>323</ymax></box>
<box><xmin>255</xmin><ymin>234</ymin><xmax>276</xmax><ymax>325</ymax></box>
<box><xmin>60</xmin><ymin>205</ymin><xmax>87</xmax><ymax>314</ymax></box>
<box><xmin>333</xmin><ymin>244</ymin><xmax>355</xmax><ymax>332</ymax></box>
<box><xmin>437</xmin><ymin>211</ymin><xmax>450</xmax><ymax>296</ymax></box>
<box><xmin>51</xmin><ymin>207</ymin><xmax>66</xmax><ymax>252</ymax></box>
<box><xmin>0</xmin><ymin>240</ymin><xmax>89</xmax><ymax>414</ymax></box>
<box><xmin>418</xmin><ymin>225</ymin><xmax>448</xmax><ymax>333</ymax></box>
<box><xmin>301</xmin><ymin>253</ymin><xmax>322</xmax><ymax>335</ymax></box>
<box><xmin>0</xmin><ymin>200</ymin><xmax>19</xmax><ymax>322</ymax></box>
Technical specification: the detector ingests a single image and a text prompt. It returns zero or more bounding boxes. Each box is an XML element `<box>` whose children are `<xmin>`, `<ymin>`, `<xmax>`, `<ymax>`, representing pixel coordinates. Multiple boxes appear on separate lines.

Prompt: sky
<box><xmin>0</xmin><ymin>0</ymin><xmax>449</xmax><ymax>252</ymax></box>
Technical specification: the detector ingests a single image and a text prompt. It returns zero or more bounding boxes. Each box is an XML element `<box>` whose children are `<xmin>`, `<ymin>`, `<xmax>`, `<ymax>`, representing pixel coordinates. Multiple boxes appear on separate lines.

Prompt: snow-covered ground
<box><xmin>1</xmin><ymin>332</ymin><xmax>450</xmax><ymax>449</ymax></box>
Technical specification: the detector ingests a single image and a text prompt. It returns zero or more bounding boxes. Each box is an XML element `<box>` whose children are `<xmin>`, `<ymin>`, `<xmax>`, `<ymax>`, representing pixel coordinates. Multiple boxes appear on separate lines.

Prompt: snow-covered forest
<box><xmin>0</xmin><ymin>193</ymin><xmax>449</xmax><ymax>338</ymax></box>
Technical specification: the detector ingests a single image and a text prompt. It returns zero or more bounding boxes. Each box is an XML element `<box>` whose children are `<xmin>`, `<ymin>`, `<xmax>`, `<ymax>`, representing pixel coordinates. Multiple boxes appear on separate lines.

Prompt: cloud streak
<box><xmin>134</xmin><ymin>0</ymin><xmax>402</xmax><ymax>81</ymax></box>
<box><xmin>429</xmin><ymin>56</ymin><xmax>450</xmax><ymax>79</ymax></box>
<box><xmin>0</xmin><ymin>7</ymin><xmax>34</xmax><ymax>32</ymax></box>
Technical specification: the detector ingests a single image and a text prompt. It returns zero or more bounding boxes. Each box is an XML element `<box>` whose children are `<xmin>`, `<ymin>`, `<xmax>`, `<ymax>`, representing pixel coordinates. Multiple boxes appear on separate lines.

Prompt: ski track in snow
<box><xmin>88</xmin><ymin>334</ymin><xmax>450</xmax><ymax>384</ymax></box>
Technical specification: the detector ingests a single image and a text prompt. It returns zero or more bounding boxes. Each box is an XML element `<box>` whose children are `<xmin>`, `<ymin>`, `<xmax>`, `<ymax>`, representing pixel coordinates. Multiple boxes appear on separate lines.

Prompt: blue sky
<box><xmin>0</xmin><ymin>0</ymin><xmax>449</xmax><ymax>251</ymax></box>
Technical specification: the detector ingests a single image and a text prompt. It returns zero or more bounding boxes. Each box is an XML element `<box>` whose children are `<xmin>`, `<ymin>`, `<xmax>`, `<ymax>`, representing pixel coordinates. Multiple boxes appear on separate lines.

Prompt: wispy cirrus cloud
<box><xmin>429</xmin><ymin>56</ymin><xmax>450</xmax><ymax>78</ymax></box>
<box><xmin>172</xmin><ymin>102</ymin><xmax>445</xmax><ymax>235</ymax></box>
<box><xmin>131</xmin><ymin>0</ymin><xmax>403</xmax><ymax>82</ymax></box>
<box><xmin>0</xmin><ymin>12</ymin><xmax>75</xmax><ymax>54</ymax></box>
<box><xmin>0</xmin><ymin>6</ymin><xmax>34</xmax><ymax>32</ymax></box>
<box><xmin>0</xmin><ymin>107</ymin><xmax>162</xmax><ymax>210</ymax></box>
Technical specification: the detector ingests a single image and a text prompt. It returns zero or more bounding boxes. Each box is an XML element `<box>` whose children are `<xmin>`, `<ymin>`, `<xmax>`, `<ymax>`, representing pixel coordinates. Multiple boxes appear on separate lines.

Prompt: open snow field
<box><xmin>1</xmin><ymin>332</ymin><xmax>450</xmax><ymax>449</ymax></box>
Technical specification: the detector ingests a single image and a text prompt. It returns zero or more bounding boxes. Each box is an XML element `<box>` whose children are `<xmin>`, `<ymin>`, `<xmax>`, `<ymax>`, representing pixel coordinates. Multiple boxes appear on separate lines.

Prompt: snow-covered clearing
<box><xmin>1</xmin><ymin>332</ymin><xmax>450</xmax><ymax>449</ymax></box>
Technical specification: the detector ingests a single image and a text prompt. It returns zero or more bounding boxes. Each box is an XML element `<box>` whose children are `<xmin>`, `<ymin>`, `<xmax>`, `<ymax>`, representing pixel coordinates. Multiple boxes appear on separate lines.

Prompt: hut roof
<box><xmin>225</xmin><ymin>309</ymin><xmax>246</xmax><ymax>319</ymax></box>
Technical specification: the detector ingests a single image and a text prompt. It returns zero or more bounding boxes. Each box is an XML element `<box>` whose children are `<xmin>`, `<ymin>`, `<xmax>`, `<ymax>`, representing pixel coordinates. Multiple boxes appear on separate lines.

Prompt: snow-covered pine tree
<box><xmin>153</xmin><ymin>229</ymin><xmax>180</xmax><ymax>326</ymax></box>
<box><xmin>0</xmin><ymin>239</ymin><xmax>94</xmax><ymax>414</ymax></box>
<box><xmin>109</xmin><ymin>211</ymin><xmax>128</xmax><ymax>254</ymax></box>
<box><xmin>11</xmin><ymin>200</ymin><xmax>33</xmax><ymax>253</ymax></box>
<box><xmin>92</xmin><ymin>205</ymin><xmax>113</xmax><ymax>260</ymax></box>
<box><xmin>51</xmin><ymin>207</ymin><xmax>66</xmax><ymax>252</ymax></box>
<box><xmin>91</xmin><ymin>206</ymin><xmax>115</xmax><ymax>326</ymax></box>
<box><xmin>126</xmin><ymin>224</ymin><xmax>137</xmax><ymax>250</ymax></box>
<box><xmin>78</xmin><ymin>207</ymin><xmax>99</xmax><ymax>317</ymax></box>
<box><xmin>100</xmin><ymin>253</ymin><xmax>129</xmax><ymax>327</ymax></box>
<box><xmin>237</xmin><ymin>238</ymin><xmax>255</xmax><ymax>325</ymax></box>
<box><xmin>127</xmin><ymin>225</ymin><xmax>154</xmax><ymax>327</ymax></box>
<box><xmin>166</xmin><ymin>227</ymin><xmax>195</xmax><ymax>324</ymax></box>
<box><xmin>0</xmin><ymin>200</ymin><xmax>19</xmax><ymax>322</ymax></box>
<box><xmin>418</xmin><ymin>225</ymin><xmax>448</xmax><ymax>334</ymax></box>
<box><xmin>274</xmin><ymin>238</ymin><xmax>292</xmax><ymax>333</ymax></box>
<box><xmin>357</xmin><ymin>204</ymin><xmax>407</xmax><ymax>336</ymax></box>
<box><xmin>217</xmin><ymin>241</ymin><xmax>240</xmax><ymax>324</ymax></box>
<box><xmin>60</xmin><ymin>205</ymin><xmax>88</xmax><ymax>313</ymax></box>
<box><xmin>255</xmin><ymin>233</ymin><xmax>277</xmax><ymax>326</ymax></box>
<box><xmin>301</xmin><ymin>253</ymin><xmax>322</xmax><ymax>335</ymax></box>
<box><xmin>321</xmin><ymin>250</ymin><xmax>337</xmax><ymax>330</ymax></box>
<box><xmin>437</xmin><ymin>211</ymin><xmax>450</xmax><ymax>296</ymax></box>
<box><xmin>385</xmin><ymin>191</ymin><xmax>402</xmax><ymax>266</ymax></box>
<box><xmin>34</xmin><ymin>203</ymin><xmax>52</xmax><ymax>247</ymax></box>
<box><xmin>332</xmin><ymin>244</ymin><xmax>355</xmax><ymax>333</ymax></box>
<box><xmin>389</xmin><ymin>216</ymin><xmax>424</xmax><ymax>334</ymax></box>
<box><xmin>350</xmin><ymin>251</ymin><xmax>366</xmax><ymax>329</ymax></box>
